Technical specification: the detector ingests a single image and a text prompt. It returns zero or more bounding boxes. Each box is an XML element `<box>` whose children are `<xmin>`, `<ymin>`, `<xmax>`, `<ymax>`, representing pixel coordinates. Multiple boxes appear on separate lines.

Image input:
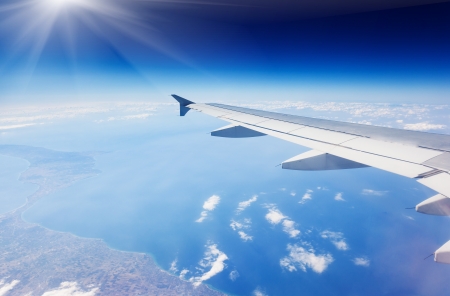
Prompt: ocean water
<box><xmin>0</xmin><ymin>155</ymin><xmax>38</xmax><ymax>214</ymax></box>
<box><xmin>3</xmin><ymin>106</ymin><xmax>450</xmax><ymax>295</ymax></box>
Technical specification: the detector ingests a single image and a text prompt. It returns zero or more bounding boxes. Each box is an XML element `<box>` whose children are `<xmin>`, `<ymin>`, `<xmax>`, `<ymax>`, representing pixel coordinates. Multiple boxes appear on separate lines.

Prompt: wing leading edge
<box><xmin>172</xmin><ymin>94</ymin><xmax>450</xmax><ymax>264</ymax></box>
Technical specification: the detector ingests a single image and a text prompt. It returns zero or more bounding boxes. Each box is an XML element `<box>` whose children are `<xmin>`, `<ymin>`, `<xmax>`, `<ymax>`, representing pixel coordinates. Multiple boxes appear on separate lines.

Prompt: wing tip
<box><xmin>171</xmin><ymin>94</ymin><xmax>194</xmax><ymax>116</ymax></box>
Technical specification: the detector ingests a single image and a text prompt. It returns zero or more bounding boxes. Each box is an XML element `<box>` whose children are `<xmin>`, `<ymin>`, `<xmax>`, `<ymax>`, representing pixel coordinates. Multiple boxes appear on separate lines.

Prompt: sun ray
<box><xmin>0</xmin><ymin>0</ymin><xmax>206</xmax><ymax>93</ymax></box>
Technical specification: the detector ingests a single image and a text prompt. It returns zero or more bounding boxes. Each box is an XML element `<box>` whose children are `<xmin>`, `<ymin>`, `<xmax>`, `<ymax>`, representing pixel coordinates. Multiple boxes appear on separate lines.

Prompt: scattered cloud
<box><xmin>0</xmin><ymin>123</ymin><xmax>36</xmax><ymax>130</ymax></box>
<box><xmin>230</xmin><ymin>220</ymin><xmax>244</xmax><ymax>231</ymax></box>
<box><xmin>230</xmin><ymin>219</ymin><xmax>253</xmax><ymax>241</ymax></box>
<box><xmin>179</xmin><ymin>269</ymin><xmax>189</xmax><ymax>279</ymax></box>
<box><xmin>0</xmin><ymin>279</ymin><xmax>20</xmax><ymax>296</ymax></box>
<box><xmin>280</xmin><ymin>243</ymin><xmax>333</xmax><ymax>273</ymax></box>
<box><xmin>203</xmin><ymin>195</ymin><xmax>221</xmax><ymax>211</ymax></box>
<box><xmin>265</xmin><ymin>208</ymin><xmax>287</xmax><ymax>225</ymax></box>
<box><xmin>196</xmin><ymin>195</ymin><xmax>221</xmax><ymax>223</ymax></box>
<box><xmin>236</xmin><ymin>195</ymin><xmax>257</xmax><ymax>214</ymax></box>
<box><xmin>97</xmin><ymin>113</ymin><xmax>151</xmax><ymax>123</ymax></box>
<box><xmin>253</xmin><ymin>288</ymin><xmax>267</xmax><ymax>296</ymax></box>
<box><xmin>290</xmin><ymin>191</ymin><xmax>296</xmax><ymax>196</ymax></box>
<box><xmin>316</xmin><ymin>186</ymin><xmax>329</xmax><ymax>191</ymax></box>
<box><xmin>282</xmin><ymin>220</ymin><xmax>301</xmax><ymax>238</ymax></box>
<box><xmin>264</xmin><ymin>205</ymin><xmax>300</xmax><ymax>238</ymax></box>
<box><xmin>229</xmin><ymin>270</ymin><xmax>240</xmax><ymax>281</ymax></box>
<box><xmin>362</xmin><ymin>189</ymin><xmax>387</xmax><ymax>196</ymax></box>
<box><xmin>42</xmin><ymin>282</ymin><xmax>98</xmax><ymax>296</ymax></box>
<box><xmin>237</xmin><ymin>101</ymin><xmax>448</xmax><ymax>124</ymax></box>
<box><xmin>190</xmin><ymin>243</ymin><xmax>228</xmax><ymax>287</ymax></box>
<box><xmin>321</xmin><ymin>231</ymin><xmax>349</xmax><ymax>251</ymax></box>
<box><xmin>299</xmin><ymin>190</ymin><xmax>313</xmax><ymax>204</ymax></box>
<box><xmin>353</xmin><ymin>257</ymin><xmax>370</xmax><ymax>267</ymax></box>
<box><xmin>169</xmin><ymin>259</ymin><xmax>178</xmax><ymax>273</ymax></box>
<box><xmin>357</xmin><ymin>120</ymin><xmax>372</xmax><ymax>125</ymax></box>
<box><xmin>196</xmin><ymin>211</ymin><xmax>208</xmax><ymax>223</ymax></box>
<box><xmin>238</xmin><ymin>231</ymin><xmax>253</xmax><ymax>241</ymax></box>
<box><xmin>0</xmin><ymin>102</ymin><xmax>164</xmax><ymax>126</ymax></box>
<box><xmin>230</xmin><ymin>218</ymin><xmax>251</xmax><ymax>230</ymax></box>
<box><xmin>404</xmin><ymin>122</ymin><xmax>446</xmax><ymax>131</ymax></box>
<box><xmin>334</xmin><ymin>193</ymin><xmax>345</xmax><ymax>202</ymax></box>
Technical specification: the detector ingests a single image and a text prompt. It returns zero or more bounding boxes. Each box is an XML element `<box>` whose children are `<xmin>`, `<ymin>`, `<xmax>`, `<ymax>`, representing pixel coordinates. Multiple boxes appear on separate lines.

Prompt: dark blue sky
<box><xmin>0</xmin><ymin>0</ymin><xmax>449</xmax><ymax>103</ymax></box>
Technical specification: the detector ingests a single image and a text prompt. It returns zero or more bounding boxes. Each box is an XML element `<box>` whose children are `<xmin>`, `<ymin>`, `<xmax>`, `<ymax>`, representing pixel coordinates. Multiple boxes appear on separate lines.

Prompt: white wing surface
<box><xmin>172</xmin><ymin>95</ymin><xmax>450</xmax><ymax>263</ymax></box>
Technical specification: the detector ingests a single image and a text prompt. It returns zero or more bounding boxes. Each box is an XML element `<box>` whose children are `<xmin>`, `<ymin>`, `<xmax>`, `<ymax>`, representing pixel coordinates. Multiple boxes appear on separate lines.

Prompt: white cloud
<box><xmin>237</xmin><ymin>101</ymin><xmax>447</xmax><ymax>124</ymax></box>
<box><xmin>191</xmin><ymin>243</ymin><xmax>228</xmax><ymax>287</ymax></box>
<box><xmin>238</xmin><ymin>231</ymin><xmax>253</xmax><ymax>241</ymax></box>
<box><xmin>196</xmin><ymin>195</ymin><xmax>220</xmax><ymax>222</ymax></box>
<box><xmin>169</xmin><ymin>259</ymin><xmax>178</xmax><ymax>273</ymax></box>
<box><xmin>334</xmin><ymin>193</ymin><xmax>345</xmax><ymax>202</ymax></box>
<box><xmin>282</xmin><ymin>220</ymin><xmax>300</xmax><ymax>238</ymax></box>
<box><xmin>0</xmin><ymin>279</ymin><xmax>20</xmax><ymax>296</ymax></box>
<box><xmin>42</xmin><ymin>282</ymin><xmax>98</xmax><ymax>296</ymax></box>
<box><xmin>264</xmin><ymin>206</ymin><xmax>300</xmax><ymax>238</ymax></box>
<box><xmin>203</xmin><ymin>195</ymin><xmax>220</xmax><ymax>211</ymax></box>
<box><xmin>404</xmin><ymin>122</ymin><xmax>446</xmax><ymax>131</ymax></box>
<box><xmin>362</xmin><ymin>189</ymin><xmax>387</xmax><ymax>196</ymax></box>
<box><xmin>280</xmin><ymin>244</ymin><xmax>333</xmax><ymax>274</ymax></box>
<box><xmin>229</xmin><ymin>270</ymin><xmax>240</xmax><ymax>281</ymax></box>
<box><xmin>299</xmin><ymin>190</ymin><xmax>313</xmax><ymax>204</ymax></box>
<box><xmin>320</xmin><ymin>231</ymin><xmax>349</xmax><ymax>251</ymax></box>
<box><xmin>357</xmin><ymin>120</ymin><xmax>372</xmax><ymax>125</ymax></box>
<box><xmin>265</xmin><ymin>208</ymin><xmax>286</xmax><ymax>225</ymax></box>
<box><xmin>103</xmin><ymin>113</ymin><xmax>151</xmax><ymax>122</ymax></box>
<box><xmin>236</xmin><ymin>195</ymin><xmax>257</xmax><ymax>213</ymax></box>
<box><xmin>230</xmin><ymin>219</ymin><xmax>253</xmax><ymax>241</ymax></box>
<box><xmin>253</xmin><ymin>288</ymin><xmax>267</xmax><ymax>296</ymax></box>
<box><xmin>0</xmin><ymin>123</ymin><xmax>36</xmax><ymax>130</ymax></box>
<box><xmin>353</xmin><ymin>257</ymin><xmax>370</xmax><ymax>267</ymax></box>
<box><xmin>179</xmin><ymin>269</ymin><xmax>189</xmax><ymax>279</ymax></box>
<box><xmin>122</xmin><ymin>113</ymin><xmax>151</xmax><ymax>120</ymax></box>
<box><xmin>230</xmin><ymin>218</ymin><xmax>251</xmax><ymax>230</ymax></box>
<box><xmin>0</xmin><ymin>102</ymin><xmax>161</xmax><ymax>126</ymax></box>
<box><xmin>290</xmin><ymin>191</ymin><xmax>296</xmax><ymax>196</ymax></box>
<box><xmin>195</xmin><ymin>211</ymin><xmax>208</xmax><ymax>223</ymax></box>
<box><xmin>230</xmin><ymin>220</ymin><xmax>244</xmax><ymax>231</ymax></box>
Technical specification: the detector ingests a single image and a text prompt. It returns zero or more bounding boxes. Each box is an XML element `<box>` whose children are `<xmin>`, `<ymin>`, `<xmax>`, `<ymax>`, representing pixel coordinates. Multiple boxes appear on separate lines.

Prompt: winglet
<box><xmin>172</xmin><ymin>94</ymin><xmax>194</xmax><ymax>116</ymax></box>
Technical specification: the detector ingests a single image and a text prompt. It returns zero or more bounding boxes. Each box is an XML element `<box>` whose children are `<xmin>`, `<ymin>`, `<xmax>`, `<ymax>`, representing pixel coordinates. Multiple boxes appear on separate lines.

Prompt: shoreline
<box><xmin>0</xmin><ymin>147</ymin><xmax>227</xmax><ymax>295</ymax></box>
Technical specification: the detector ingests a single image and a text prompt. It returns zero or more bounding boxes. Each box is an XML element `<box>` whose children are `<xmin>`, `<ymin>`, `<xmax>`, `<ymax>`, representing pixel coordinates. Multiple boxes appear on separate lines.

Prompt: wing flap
<box><xmin>235</xmin><ymin>120</ymin><xmax>434</xmax><ymax>178</ymax></box>
<box><xmin>341</xmin><ymin>137</ymin><xmax>442</xmax><ymax>164</ymax></box>
<box><xmin>329</xmin><ymin>146</ymin><xmax>433</xmax><ymax>178</ymax></box>
<box><xmin>257</xmin><ymin>120</ymin><xmax>307</xmax><ymax>133</ymax></box>
<box><xmin>289</xmin><ymin>126</ymin><xmax>359</xmax><ymax>145</ymax></box>
<box><xmin>220</xmin><ymin>113</ymin><xmax>270</xmax><ymax>125</ymax></box>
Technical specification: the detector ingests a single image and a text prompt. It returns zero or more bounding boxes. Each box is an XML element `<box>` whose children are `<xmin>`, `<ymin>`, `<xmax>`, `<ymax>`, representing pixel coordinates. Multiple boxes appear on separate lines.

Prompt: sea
<box><xmin>2</xmin><ymin>104</ymin><xmax>450</xmax><ymax>295</ymax></box>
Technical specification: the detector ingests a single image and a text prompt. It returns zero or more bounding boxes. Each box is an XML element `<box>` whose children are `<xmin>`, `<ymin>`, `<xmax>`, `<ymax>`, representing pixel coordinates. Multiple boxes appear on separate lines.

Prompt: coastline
<box><xmin>0</xmin><ymin>145</ymin><xmax>226</xmax><ymax>295</ymax></box>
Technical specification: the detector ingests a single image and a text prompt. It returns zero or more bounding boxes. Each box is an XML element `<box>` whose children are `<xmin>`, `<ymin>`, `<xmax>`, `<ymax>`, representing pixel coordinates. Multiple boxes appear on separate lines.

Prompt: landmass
<box><xmin>0</xmin><ymin>145</ymin><xmax>224</xmax><ymax>295</ymax></box>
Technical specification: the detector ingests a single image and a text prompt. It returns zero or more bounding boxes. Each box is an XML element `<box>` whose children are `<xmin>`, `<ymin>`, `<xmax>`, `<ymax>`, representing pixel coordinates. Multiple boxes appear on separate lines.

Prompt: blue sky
<box><xmin>0</xmin><ymin>0</ymin><xmax>449</xmax><ymax>103</ymax></box>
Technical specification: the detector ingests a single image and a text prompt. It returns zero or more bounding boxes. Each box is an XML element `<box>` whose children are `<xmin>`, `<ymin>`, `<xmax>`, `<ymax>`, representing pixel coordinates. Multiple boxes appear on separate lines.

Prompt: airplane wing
<box><xmin>172</xmin><ymin>94</ymin><xmax>450</xmax><ymax>264</ymax></box>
